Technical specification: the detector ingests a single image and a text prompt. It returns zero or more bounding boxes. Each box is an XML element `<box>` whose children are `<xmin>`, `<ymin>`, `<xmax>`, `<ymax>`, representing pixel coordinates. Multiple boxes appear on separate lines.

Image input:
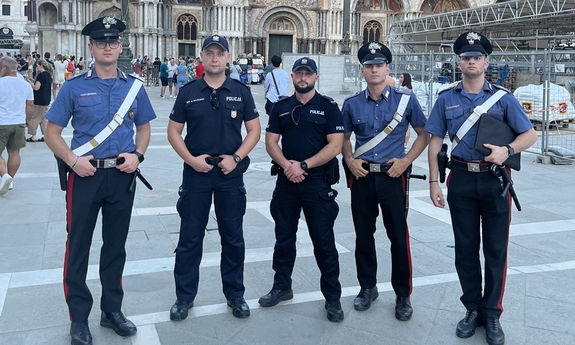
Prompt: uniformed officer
<box><xmin>425</xmin><ymin>32</ymin><xmax>537</xmax><ymax>345</ymax></box>
<box><xmin>260</xmin><ymin>57</ymin><xmax>345</xmax><ymax>322</ymax></box>
<box><xmin>341</xmin><ymin>42</ymin><xmax>429</xmax><ymax>320</ymax></box>
<box><xmin>44</xmin><ymin>17</ymin><xmax>157</xmax><ymax>345</ymax></box>
<box><xmin>167</xmin><ymin>35</ymin><xmax>261</xmax><ymax>320</ymax></box>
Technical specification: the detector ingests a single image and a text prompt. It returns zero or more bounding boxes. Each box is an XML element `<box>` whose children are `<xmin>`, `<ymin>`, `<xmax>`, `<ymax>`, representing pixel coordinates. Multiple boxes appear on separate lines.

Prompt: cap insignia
<box><xmin>368</xmin><ymin>42</ymin><xmax>382</xmax><ymax>54</ymax></box>
<box><xmin>301</xmin><ymin>58</ymin><xmax>308</xmax><ymax>65</ymax></box>
<box><xmin>466</xmin><ymin>32</ymin><xmax>481</xmax><ymax>45</ymax></box>
<box><xmin>212</xmin><ymin>35</ymin><xmax>220</xmax><ymax>41</ymax></box>
<box><xmin>103</xmin><ymin>17</ymin><xmax>117</xmax><ymax>29</ymax></box>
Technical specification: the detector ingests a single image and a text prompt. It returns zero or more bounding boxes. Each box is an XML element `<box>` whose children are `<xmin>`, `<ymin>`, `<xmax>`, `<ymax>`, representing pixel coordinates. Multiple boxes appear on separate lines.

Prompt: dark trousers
<box><xmin>64</xmin><ymin>169</ymin><xmax>135</xmax><ymax>322</ymax></box>
<box><xmin>351</xmin><ymin>172</ymin><xmax>412</xmax><ymax>297</ymax></box>
<box><xmin>447</xmin><ymin>168</ymin><xmax>511</xmax><ymax>318</ymax></box>
<box><xmin>174</xmin><ymin>164</ymin><xmax>247</xmax><ymax>302</ymax></box>
<box><xmin>269</xmin><ymin>175</ymin><xmax>341</xmax><ymax>301</ymax></box>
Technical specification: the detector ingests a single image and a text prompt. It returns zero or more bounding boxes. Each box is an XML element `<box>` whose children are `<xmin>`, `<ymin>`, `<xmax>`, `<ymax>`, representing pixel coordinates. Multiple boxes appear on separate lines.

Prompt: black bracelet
<box><xmin>429</xmin><ymin>180</ymin><xmax>438</xmax><ymax>183</ymax></box>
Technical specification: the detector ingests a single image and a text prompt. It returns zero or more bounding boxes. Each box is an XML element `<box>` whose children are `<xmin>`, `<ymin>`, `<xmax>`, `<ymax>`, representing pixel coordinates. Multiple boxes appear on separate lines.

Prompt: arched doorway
<box><xmin>267</xmin><ymin>17</ymin><xmax>295</xmax><ymax>59</ymax></box>
<box><xmin>420</xmin><ymin>0</ymin><xmax>469</xmax><ymax>13</ymax></box>
<box><xmin>176</xmin><ymin>14</ymin><xmax>198</xmax><ymax>58</ymax></box>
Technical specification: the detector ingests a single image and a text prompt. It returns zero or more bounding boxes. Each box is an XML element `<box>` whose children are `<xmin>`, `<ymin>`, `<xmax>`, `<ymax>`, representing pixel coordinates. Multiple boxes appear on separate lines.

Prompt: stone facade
<box><xmin>3</xmin><ymin>0</ymin><xmax>495</xmax><ymax>60</ymax></box>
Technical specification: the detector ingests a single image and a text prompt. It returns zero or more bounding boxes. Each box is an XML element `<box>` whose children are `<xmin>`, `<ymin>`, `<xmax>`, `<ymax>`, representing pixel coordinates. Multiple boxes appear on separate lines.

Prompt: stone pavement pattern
<box><xmin>1</xmin><ymin>83</ymin><xmax>574</xmax><ymax>345</ymax></box>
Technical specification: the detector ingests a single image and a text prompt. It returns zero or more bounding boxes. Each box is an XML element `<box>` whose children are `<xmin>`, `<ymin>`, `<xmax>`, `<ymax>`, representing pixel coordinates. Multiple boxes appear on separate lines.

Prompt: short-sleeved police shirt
<box><xmin>425</xmin><ymin>81</ymin><xmax>533</xmax><ymax>160</ymax></box>
<box><xmin>45</xmin><ymin>69</ymin><xmax>157</xmax><ymax>159</ymax></box>
<box><xmin>342</xmin><ymin>86</ymin><xmax>427</xmax><ymax>163</ymax></box>
<box><xmin>266</xmin><ymin>92</ymin><xmax>344</xmax><ymax>176</ymax></box>
<box><xmin>170</xmin><ymin>77</ymin><xmax>259</xmax><ymax>156</ymax></box>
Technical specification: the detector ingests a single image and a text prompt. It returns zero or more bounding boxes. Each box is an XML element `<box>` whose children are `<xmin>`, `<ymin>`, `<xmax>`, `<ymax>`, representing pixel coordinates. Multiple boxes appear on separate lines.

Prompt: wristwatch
<box><xmin>300</xmin><ymin>161</ymin><xmax>308</xmax><ymax>172</ymax></box>
<box><xmin>504</xmin><ymin>144</ymin><xmax>515</xmax><ymax>157</ymax></box>
<box><xmin>232</xmin><ymin>153</ymin><xmax>242</xmax><ymax>164</ymax></box>
<box><xmin>135</xmin><ymin>151</ymin><xmax>145</xmax><ymax>163</ymax></box>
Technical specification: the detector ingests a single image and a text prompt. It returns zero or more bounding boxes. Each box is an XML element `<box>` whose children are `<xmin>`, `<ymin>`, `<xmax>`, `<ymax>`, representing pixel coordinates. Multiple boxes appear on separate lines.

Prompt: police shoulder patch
<box><xmin>492</xmin><ymin>84</ymin><xmax>512</xmax><ymax>93</ymax></box>
<box><xmin>321</xmin><ymin>94</ymin><xmax>338</xmax><ymax>105</ymax></box>
<box><xmin>437</xmin><ymin>81</ymin><xmax>460</xmax><ymax>95</ymax></box>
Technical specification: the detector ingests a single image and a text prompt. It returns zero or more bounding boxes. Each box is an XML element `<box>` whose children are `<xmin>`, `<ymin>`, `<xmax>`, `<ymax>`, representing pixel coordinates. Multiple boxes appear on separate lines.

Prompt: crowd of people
<box><xmin>1</xmin><ymin>22</ymin><xmax>538</xmax><ymax>345</ymax></box>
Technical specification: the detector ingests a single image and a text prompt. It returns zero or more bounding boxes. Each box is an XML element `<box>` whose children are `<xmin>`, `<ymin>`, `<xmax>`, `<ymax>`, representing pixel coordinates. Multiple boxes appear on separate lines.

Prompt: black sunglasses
<box><xmin>210</xmin><ymin>89</ymin><xmax>219</xmax><ymax>109</ymax></box>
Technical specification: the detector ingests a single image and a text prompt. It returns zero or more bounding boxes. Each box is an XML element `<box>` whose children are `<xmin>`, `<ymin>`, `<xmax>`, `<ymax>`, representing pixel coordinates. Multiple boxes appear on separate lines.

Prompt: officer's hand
<box><xmin>218</xmin><ymin>155</ymin><xmax>237</xmax><ymax>175</ymax></box>
<box><xmin>189</xmin><ymin>154</ymin><xmax>213</xmax><ymax>173</ymax></box>
<box><xmin>429</xmin><ymin>182</ymin><xmax>445</xmax><ymax>208</ymax></box>
<box><xmin>116</xmin><ymin>152</ymin><xmax>139</xmax><ymax>173</ymax></box>
<box><xmin>386</xmin><ymin>157</ymin><xmax>409</xmax><ymax>178</ymax></box>
<box><xmin>284</xmin><ymin>160</ymin><xmax>306</xmax><ymax>183</ymax></box>
<box><xmin>75</xmin><ymin>155</ymin><xmax>97</xmax><ymax>177</ymax></box>
<box><xmin>483</xmin><ymin>144</ymin><xmax>509</xmax><ymax>166</ymax></box>
<box><xmin>348</xmin><ymin>158</ymin><xmax>368</xmax><ymax>179</ymax></box>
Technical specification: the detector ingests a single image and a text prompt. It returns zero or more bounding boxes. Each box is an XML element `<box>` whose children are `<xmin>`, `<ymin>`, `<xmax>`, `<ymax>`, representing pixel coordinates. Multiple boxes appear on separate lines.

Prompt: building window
<box><xmin>363</xmin><ymin>20</ymin><xmax>382</xmax><ymax>44</ymax></box>
<box><xmin>177</xmin><ymin>14</ymin><xmax>198</xmax><ymax>41</ymax></box>
<box><xmin>271</xmin><ymin>18</ymin><xmax>293</xmax><ymax>32</ymax></box>
<box><xmin>2</xmin><ymin>5</ymin><xmax>10</xmax><ymax>16</ymax></box>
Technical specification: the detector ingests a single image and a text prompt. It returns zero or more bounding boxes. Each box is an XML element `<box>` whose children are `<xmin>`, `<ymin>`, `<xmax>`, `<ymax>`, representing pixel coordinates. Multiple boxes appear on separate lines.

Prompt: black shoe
<box><xmin>170</xmin><ymin>299</ymin><xmax>194</xmax><ymax>321</ymax></box>
<box><xmin>395</xmin><ymin>296</ymin><xmax>413</xmax><ymax>321</ymax></box>
<box><xmin>227</xmin><ymin>297</ymin><xmax>250</xmax><ymax>318</ymax></box>
<box><xmin>100</xmin><ymin>311</ymin><xmax>137</xmax><ymax>337</ymax></box>
<box><xmin>354</xmin><ymin>287</ymin><xmax>379</xmax><ymax>311</ymax></box>
<box><xmin>485</xmin><ymin>317</ymin><xmax>505</xmax><ymax>345</ymax></box>
<box><xmin>70</xmin><ymin>322</ymin><xmax>92</xmax><ymax>345</ymax></box>
<box><xmin>456</xmin><ymin>310</ymin><xmax>483</xmax><ymax>338</ymax></box>
<box><xmin>258</xmin><ymin>288</ymin><xmax>294</xmax><ymax>307</ymax></box>
<box><xmin>325</xmin><ymin>300</ymin><xmax>344</xmax><ymax>322</ymax></box>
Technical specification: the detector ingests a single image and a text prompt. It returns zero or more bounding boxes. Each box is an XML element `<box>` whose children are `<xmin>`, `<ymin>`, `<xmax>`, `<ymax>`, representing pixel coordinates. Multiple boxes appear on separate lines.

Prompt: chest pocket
<box><xmin>445</xmin><ymin>108</ymin><xmax>465</xmax><ymax>134</ymax></box>
<box><xmin>75</xmin><ymin>96</ymin><xmax>102</xmax><ymax>127</ymax></box>
<box><xmin>224</xmin><ymin>102</ymin><xmax>244</xmax><ymax>123</ymax></box>
<box><xmin>77</xmin><ymin>96</ymin><xmax>101</xmax><ymax>108</ymax></box>
<box><xmin>351</xmin><ymin>114</ymin><xmax>369</xmax><ymax>133</ymax></box>
<box><xmin>306</xmin><ymin>114</ymin><xmax>326</xmax><ymax>138</ymax></box>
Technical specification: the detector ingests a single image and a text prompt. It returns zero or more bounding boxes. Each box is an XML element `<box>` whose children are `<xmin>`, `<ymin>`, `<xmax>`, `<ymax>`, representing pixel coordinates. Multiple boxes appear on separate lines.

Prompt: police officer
<box><xmin>260</xmin><ymin>57</ymin><xmax>345</xmax><ymax>322</ymax></box>
<box><xmin>44</xmin><ymin>17</ymin><xmax>157</xmax><ymax>345</ymax></box>
<box><xmin>425</xmin><ymin>32</ymin><xmax>537</xmax><ymax>345</ymax></box>
<box><xmin>341</xmin><ymin>42</ymin><xmax>429</xmax><ymax>320</ymax></box>
<box><xmin>167</xmin><ymin>35</ymin><xmax>261</xmax><ymax>320</ymax></box>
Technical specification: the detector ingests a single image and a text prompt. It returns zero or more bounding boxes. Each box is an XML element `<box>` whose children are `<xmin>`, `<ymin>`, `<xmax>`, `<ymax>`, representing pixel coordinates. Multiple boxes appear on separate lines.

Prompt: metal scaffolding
<box><xmin>388</xmin><ymin>0</ymin><xmax>575</xmax><ymax>53</ymax></box>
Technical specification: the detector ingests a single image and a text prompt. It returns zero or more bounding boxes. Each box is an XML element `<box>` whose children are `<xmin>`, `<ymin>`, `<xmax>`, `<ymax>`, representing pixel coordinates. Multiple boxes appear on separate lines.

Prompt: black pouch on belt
<box><xmin>224</xmin><ymin>156</ymin><xmax>250</xmax><ymax>179</ymax></box>
<box><xmin>55</xmin><ymin>155</ymin><xmax>70</xmax><ymax>191</ymax></box>
<box><xmin>324</xmin><ymin>157</ymin><xmax>340</xmax><ymax>185</ymax></box>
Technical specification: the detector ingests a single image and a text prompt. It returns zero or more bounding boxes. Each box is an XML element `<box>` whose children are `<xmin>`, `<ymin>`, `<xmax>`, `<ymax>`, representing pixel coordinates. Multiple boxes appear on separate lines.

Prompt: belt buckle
<box><xmin>467</xmin><ymin>162</ymin><xmax>480</xmax><ymax>172</ymax></box>
<box><xmin>369</xmin><ymin>163</ymin><xmax>381</xmax><ymax>173</ymax></box>
<box><xmin>104</xmin><ymin>159</ymin><xmax>117</xmax><ymax>168</ymax></box>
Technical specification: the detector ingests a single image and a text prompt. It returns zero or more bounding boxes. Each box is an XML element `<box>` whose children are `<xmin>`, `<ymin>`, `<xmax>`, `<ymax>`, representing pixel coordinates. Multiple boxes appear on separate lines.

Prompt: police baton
<box><xmin>405</xmin><ymin>165</ymin><xmax>427</xmax><ymax>214</ymax></box>
<box><xmin>129</xmin><ymin>168</ymin><xmax>153</xmax><ymax>193</ymax></box>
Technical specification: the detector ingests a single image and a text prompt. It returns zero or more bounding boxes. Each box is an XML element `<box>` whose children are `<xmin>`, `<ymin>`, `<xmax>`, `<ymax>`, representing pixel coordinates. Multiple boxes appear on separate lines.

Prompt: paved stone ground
<box><xmin>1</xmin><ymin>82</ymin><xmax>574</xmax><ymax>345</ymax></box>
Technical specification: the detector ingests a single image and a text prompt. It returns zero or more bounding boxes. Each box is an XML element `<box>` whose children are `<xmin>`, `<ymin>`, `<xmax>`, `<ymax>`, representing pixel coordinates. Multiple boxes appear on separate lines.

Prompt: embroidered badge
<box><xmin>103</xmin><ymin>17</ymin><xmax>117</xmax><ymax>29</ymax></box>
<box><xmin>231</xmin><ymin>110</ymin><xmax>237</xmax><ymax>118</ymax></box>
<box><xmin>368</xmin><ymin>42</ymin><xmax>382</xmax><ymax>54</ymax></box>
<box><xmin>466</xmin><ymin>32</ymin><xmax>481</xmax><ymax>45</ymax></box>
<box><xmin>301</xmin><ymin>58</ymin><xmax>308</xmax><ymax>65</ymax></box>
<box><xmin>128</xmin><ymin>110</ymin><xmax>135</xmax><ymax>119</ymax></box>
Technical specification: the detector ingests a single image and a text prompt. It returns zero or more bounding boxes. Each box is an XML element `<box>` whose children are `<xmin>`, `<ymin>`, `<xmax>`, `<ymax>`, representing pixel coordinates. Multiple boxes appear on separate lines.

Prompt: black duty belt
<box><xmin>205</xmin><ymin>156</ymin><xmax>223</xmax><ymax>166</ymax></box>
<box><xmin>91</xmin><ymin>157</ymin><xmax>125</xmax><ymax>169</ymax></box>
<box><xmin>450</xmin><ymin>157</ymin><xmax>492</xmax><ymax>173</ymax></box>
<box><xmin>362</xmin><ymin>162</ymin><xmax>392</xmax><ymax>173</ymax></box>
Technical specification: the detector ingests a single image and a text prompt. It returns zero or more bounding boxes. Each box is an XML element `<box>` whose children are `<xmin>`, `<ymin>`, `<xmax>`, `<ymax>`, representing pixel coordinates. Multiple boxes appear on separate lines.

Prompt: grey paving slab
<box><xmin>1</xmin><ymin>83</ymin><xmax>574</xmax><ymax>345</ymax></box>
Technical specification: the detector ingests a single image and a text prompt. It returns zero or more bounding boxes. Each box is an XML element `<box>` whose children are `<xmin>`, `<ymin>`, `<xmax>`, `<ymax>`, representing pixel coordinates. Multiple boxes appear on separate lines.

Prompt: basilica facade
<box><xmin>3</xmin><ymin>0</ymin><xmax>493</xmax><ymax>60</ymax></box>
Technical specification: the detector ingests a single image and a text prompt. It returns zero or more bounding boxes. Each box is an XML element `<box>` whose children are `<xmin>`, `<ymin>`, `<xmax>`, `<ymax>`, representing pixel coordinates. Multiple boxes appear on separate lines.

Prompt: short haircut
<box><xmin>270</xmin><ymin>55</ymin><xmax>282</xmax><ymax>67</ymax></box>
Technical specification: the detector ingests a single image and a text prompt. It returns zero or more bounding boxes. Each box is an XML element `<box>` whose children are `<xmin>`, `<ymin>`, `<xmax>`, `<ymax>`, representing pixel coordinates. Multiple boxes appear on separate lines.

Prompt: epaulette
<box><xmin>276</xmin><ymin>95</ymin><xmax>291</xmax><ymax>103</ymax></box>
<box><xmin>321</xmin><ymin>94</ymin><xmax>338</xmax><ymax>105</ymax></box>
<box><xmin>394</xmin><ymin>87</ymin><xmax>412</xmax><ymax>94</ymax></box>
<box><xmin>230</xmin><ymin>78</ymin><xmax>250</xmax><ymax>89</ymax></box>
<box><xmin>66</xmin><ymin>71</ymin><xmax>87</xmax><ymax>81</ymax></box>
<box><xmin>344</xmin><ymin>91</ymin><xmax>361</xmax><ymax>101</ymax></box>
<box><xmin>127</xmin><ymin>73</ymin><xmax>144</xmax><ymax>82</ymax></box>
<box><xmin>492</xmin><ymin>84</ymin><xmax>512</xmax><ymax>93</ymax></box>
<box><xmin>179</xmin><ymin>78</ymin><xmax>197</xmax><ymax>90</ymax></box>
<box><xmin>437</xmin><ymin>81</ymin><xmax>460</xmax><ymax>95</ymax></box>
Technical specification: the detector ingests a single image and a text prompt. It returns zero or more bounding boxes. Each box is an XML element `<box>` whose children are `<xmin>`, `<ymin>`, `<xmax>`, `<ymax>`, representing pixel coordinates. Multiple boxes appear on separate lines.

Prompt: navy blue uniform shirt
<box><xmin>425</xmin><ymin>81</ymin><xmax>533</xmax><ymax>160</ymax></box>
<box><xmin>45</xmin><ymin>68</ymin><xmax>157</xmax><ymax>159</ymax></box>
<box><xmin>170</xmin><ymin>77</ymin><xmax>259</xmax><ymax>155</ymax></box>
<box><xmin>266</xmin><ymin>92</ymin><xmax>344</xmax><ymax>176</ymax></box>
<box><xmin>342</xmin><ymin>86</ymin><xmax>426</xmax><ymax>163</ymax></box>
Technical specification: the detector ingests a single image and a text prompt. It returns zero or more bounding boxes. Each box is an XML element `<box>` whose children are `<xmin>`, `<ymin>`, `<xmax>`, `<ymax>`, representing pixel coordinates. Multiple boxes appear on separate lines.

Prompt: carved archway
<box><xmin>256</xmin><ymin>6</ymin><xmax>312</xmax><ymax>38</ymax></box>
<box><xmin>420</xmin><ymin>0</ymin><xmax>470</xmax><ymax>13</ymax></box>
<box><xmin>177</xmin><ymin>14</ymin><xmax>198</xmax><ymax>41</ymax></box>
<box><xmin>354</xmin><ymin>0</ymin><xmax>404</xmax><ymax>11</ymax></box>
<box><xmin>38</xmin><ymin>2</ymin><xmax>57</xmax><ymax>26</ymax></box>
<box><xmin>99</xmin><ymin>6</ymin><xmax>121</xmax><ymax>19</ymax></box>
<box><xmin>363</xmin><ymin>20</ymin><xmax>383</xmax><ymax>44</ymax></box>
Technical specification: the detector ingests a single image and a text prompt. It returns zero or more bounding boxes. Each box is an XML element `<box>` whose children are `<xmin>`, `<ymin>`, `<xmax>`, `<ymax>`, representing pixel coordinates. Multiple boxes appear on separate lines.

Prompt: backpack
<box><xmin>67</xmin><ymin>61</ymin><xmax>75</xmax><ymax>72</ymax></box>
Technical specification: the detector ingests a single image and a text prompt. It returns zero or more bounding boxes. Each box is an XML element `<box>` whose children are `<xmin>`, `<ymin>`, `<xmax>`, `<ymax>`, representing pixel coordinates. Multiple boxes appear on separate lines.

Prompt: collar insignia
<box><xmin>466</xmin><ymin>32</ymin><xmax>481</xmax><ymax>45</ymax></box>
<box><xmin>103</xmin><ymin>17</ymin><xmax>117</xmax><ymax>29</ymax></box>
<box><xmin>368</xmin><ymin>42</ymin><xmax>382</xmax><ymax>54</ymax></box>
